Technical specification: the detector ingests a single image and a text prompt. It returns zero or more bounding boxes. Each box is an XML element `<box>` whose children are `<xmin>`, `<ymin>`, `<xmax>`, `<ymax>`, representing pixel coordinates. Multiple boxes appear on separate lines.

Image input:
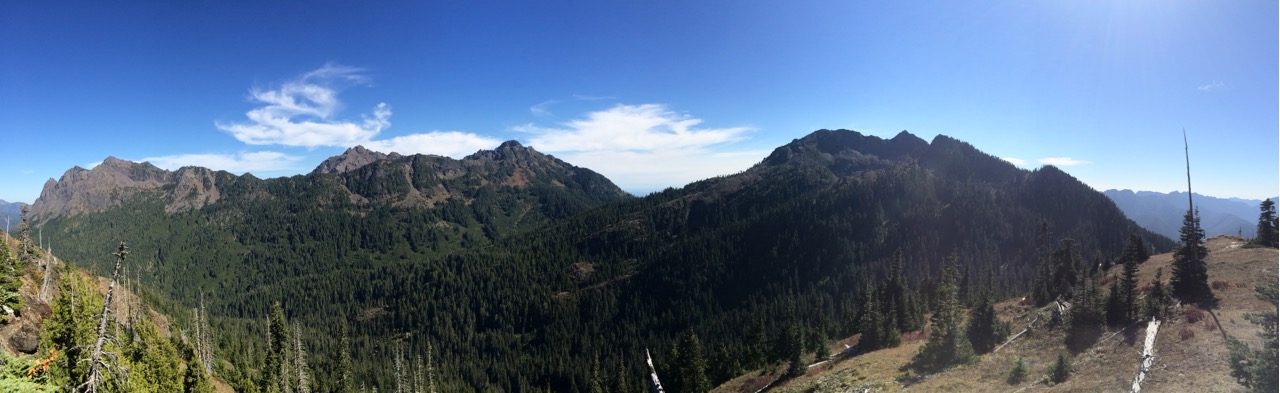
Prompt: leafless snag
<box><xmin>294</xmin><ymin>325</ymin><xmax>311</xmax><ymax>393</ymax></box>
<box><xmin>76</xmin><ymin>242</ymin><xmax>130</xmax><ymax>393</ymax></box>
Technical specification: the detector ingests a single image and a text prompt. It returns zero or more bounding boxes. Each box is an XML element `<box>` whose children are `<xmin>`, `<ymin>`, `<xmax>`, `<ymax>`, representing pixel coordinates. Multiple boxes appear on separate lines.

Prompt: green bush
<box><xmin>1007</xmin><ymin>356</ymin><xmax>1027</xmax><ymax>384</ymax></box>
<box><xmin>1047</xmin><ymin>352</ymin><xmax>1072</xmax><ymax>384</ymax></box>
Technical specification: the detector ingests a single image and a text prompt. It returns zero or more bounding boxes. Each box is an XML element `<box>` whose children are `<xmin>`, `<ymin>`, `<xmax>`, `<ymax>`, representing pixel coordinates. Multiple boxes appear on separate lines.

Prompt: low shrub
<box><xmin>1203</xmin><ymin>319</ymin><xmax>1216</xmax><ymax>331</ymax></box>
<box><xmin>1179</xmin><ymin>327</ymin><xmax>1195</xmax><ymax>340</ymax></box>
<box><xmin>1184</xmin><ymin>307</ymin><xmax>1205</xmax><ymax>323</ymax></box>
<box><xmin>1211</xmin><ymin>281</ymin><xmax>1231</xmax><ymax>290</ymax></box>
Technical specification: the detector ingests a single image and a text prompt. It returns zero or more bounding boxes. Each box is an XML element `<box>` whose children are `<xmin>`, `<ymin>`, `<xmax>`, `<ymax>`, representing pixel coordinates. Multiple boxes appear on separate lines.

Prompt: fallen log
<box><xmin>1131</xmin><ymin>317</ymin><xmax>1161</xmax><ymax>393</ymax></box>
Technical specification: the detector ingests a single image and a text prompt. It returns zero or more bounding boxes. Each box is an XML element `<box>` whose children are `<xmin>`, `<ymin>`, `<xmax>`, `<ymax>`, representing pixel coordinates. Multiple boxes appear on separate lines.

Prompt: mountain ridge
<box><xmin>28</xmin><ymin>128</ymin><xmax>1176</xmax><ymax>391</ymax></box>
<box><xmin>1103</xmin><ymin>189</ymin><xmax>1277</xmax><ymax>240</ymax></box>
<box><xmin>32</xmin><ymin>141</ymin><xmax>630</xmax><ymax>221</ymax></box>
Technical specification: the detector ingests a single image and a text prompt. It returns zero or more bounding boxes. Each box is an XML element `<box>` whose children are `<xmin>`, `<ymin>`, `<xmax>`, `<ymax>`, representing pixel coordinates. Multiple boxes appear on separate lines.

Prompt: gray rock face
<box><xmin>9</xmin><ymin>320</ymin><xmax>40</xmax><ymax>354</ymax></box>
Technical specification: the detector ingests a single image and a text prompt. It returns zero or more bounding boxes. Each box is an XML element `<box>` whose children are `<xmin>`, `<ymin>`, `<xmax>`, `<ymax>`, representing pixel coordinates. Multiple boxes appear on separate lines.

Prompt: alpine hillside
<box><xmin>29</xmin><ymin>129</ymin><xmax>1175</xmax><ymax>392</ymax></box>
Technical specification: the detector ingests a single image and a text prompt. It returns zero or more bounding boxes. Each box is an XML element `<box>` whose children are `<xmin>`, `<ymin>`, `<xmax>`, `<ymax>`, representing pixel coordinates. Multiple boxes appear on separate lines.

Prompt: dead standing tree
<box><xmin>77</xmin><ymin>242</ymin><xmax>129</xmax><ymax>393</ymax></box>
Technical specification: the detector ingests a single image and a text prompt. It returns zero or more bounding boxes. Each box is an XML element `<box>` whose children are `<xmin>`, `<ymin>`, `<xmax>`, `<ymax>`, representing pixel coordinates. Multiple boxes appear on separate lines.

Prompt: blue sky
<box><xmin>2</xmin><ymin>1</ymin><xmax>1276</xmax><ymax>203</ymax></box>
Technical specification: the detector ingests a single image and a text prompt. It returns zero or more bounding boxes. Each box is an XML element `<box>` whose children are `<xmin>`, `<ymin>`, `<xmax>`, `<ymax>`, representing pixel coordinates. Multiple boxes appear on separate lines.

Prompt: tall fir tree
<box><xmin>0</xmin><ymin>234</ymin><xmax>21</xmax><ymax>313</ymax></box>
<box><xmin>612</xmin><ymin>355</ymin><xmax>634</xmax><ymax>393</ymax></box>
<box><xmin>589</xmin><ymin>354</ymin><xmax>606</xmax><ymax>393</ymax></box>
<box><xmin>677</xmin><ymin>329</ymin><xmax>710</xmax><ymax>393</ymax></box>
<box><xmin>1145</xmin><ymin>268</ymin><xmax>1170</xmax><ymax>319</ymax></box>
<box><xmin>783</xmin><ymin>322</ymin><xmax>807</xmax><ymax>379</ymax></box>
<box><xmin>965</xmin><ymin>286</ymin><xmax>1008</xmax><ymax>354</ymax></box>
<box><xmin>336</xmin><ymin>321</ymin><xmax>354</xmax><ymax>393</ymax></box>
<box><xmin>1253</xmin><ymin>199</ymin><xmax>1278</xmax><ymax>248</ymax></box>
<box><xmin>1118</xmin><ymin>234</ymin><xmax>1151</xmax><ymax>266</ymax></box>
<box><xmin>881</xmin><ymin>248</ymin><xmax>925</xmax><ymax>332</ymax></box>
<box><xmin>1119</xmin><ymin>247</ymin><xmax>1141</xmax><ymax>322</ymax></box>
<box><xmin>1170</xmin><ymin>209</ymin><xmax>1211</xmax><ymax>302</ymax></box>
<box><xmin>1105</xmin><ymin>280</ymin><xmax>1126</xmax><ymax>326</ymax></box>
<box><xmin>910</xmin><ymin>253</ymin><xmax>973</xmax><ymax>371</ymax></box>
<box><xmin>264</xmin><ymin>301</ymin><xmax>290</xmax><ymax>393</ymax></box>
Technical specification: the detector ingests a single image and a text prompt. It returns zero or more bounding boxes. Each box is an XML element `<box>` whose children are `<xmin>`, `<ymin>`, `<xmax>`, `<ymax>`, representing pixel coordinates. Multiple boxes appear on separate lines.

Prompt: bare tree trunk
<box><xmin>294</xmin><ymin>325</ymin><xmax>311</xmax><ymax>393</ymax></box>
<box><xmin>77</xmin><ymin>242</ymin><xmax>129</xmax><ymax>393</ymax></box>
<box><xmin>426</xmin><ymin>341</ymin><xmax>436</xmax><ymax>393</ymax></box>
<box><xmin>394</xmin><ymin>341</ymin><xmax>407</xmax><ymax>393</ymax></box>
<box><xmin>1131</xmin><ymin>317</ymin><xmax>1161</xmax><ymax>392</ymax></box>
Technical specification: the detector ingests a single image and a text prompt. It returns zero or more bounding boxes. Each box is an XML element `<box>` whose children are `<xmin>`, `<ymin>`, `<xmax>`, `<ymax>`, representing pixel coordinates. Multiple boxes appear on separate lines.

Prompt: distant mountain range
<box><xmin>0</xmin><ymin>199</ymin><xmax>22</xmax><ymax>233</ymax></box>
<box><xmin>1103</xmin><ymin>189</ymin><xmax>1277</xmax><ymax>240</ymax></box>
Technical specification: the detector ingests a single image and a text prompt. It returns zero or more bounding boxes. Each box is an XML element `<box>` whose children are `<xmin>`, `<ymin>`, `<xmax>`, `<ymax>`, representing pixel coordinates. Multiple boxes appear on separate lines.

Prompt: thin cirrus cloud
<box><xmin>1001</xmin><ymin>157</ymin><xmax>1027</xmax><ymax>166</ymax></box>
<box><xmin>140</xmin><ymin>151</ymin><xmax>304</xmax><ymax>174</ymax></box>
<box><xmin>1197</xmin><ymin>80</ymin><xmax>1224</xmax><ymax>91</ymax></box>
<box><xmin>1038</xmin><ymin>157</ymin><xmax>1091</xmax><ymax>166</ymax></box>
<box><xmin>516</xmin><ymin>103</ymin><xmax>765</xmax><ymax>192</ymax></box>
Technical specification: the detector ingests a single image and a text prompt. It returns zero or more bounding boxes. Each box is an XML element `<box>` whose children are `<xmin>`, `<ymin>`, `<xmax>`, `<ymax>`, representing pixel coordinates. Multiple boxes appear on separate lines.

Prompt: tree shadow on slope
<box><xmin>1065</xmin><ymin>324</ymin><xmax>1104</xmax><ymax>354</ymax></box>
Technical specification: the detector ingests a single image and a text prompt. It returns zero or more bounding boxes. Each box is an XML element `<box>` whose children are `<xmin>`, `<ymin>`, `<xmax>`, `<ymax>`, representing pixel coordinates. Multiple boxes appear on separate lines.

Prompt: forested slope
<box><xmin>31</xmin><ymin>130</ymin><xmax>1172</xmax><ymax>391</ymax></box>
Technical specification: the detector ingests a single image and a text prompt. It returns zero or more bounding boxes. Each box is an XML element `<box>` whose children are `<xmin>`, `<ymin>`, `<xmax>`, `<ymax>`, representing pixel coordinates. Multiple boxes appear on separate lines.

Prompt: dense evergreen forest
<box><xmin>33</xmin><ymin>130</ymin><xmax>1172</xmax><ymax>391</ymax></box>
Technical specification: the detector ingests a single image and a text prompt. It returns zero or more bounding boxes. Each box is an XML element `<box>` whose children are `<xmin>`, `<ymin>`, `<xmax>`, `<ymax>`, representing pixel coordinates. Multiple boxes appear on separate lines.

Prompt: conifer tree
<box><xmin>882</xmin><ymin>248</ymin><xmax>924</xmax><ymax>332</ymax></box>
<box><xmin>1253</xmin><ymin>199</ymin><xmax>1278</xmax><ymax>248</ymax></box>
<box><xmin>965</xmin><ymin>286</ymin><xmax>1008</xmax><ymax>354</ymax></box>
<box><xmin>1047</xmin><ymin>352</ymin><xmax>1072</xmax><ymax>384</ymax></box>
<box><xmin>745</xmin><ymin>317</ymin><xmax>767</xmax><ymax>369</ymax></box>
<box><xmin>1145</xmin><ymin>268</ymin><xmax>1170</xmax><ymax>319</ymax></box>
<box><xmin>783</xmin><ymin>322</ymin><xmax>806</xmax><ymax>379</ymax></box>
<box><xmin>857</xmin><ymin>286</ymin><xmax>898</xmax><ymax>351</ymax></box>
<box><xmin>0</xmin><ymin>235</ymin><xmax>21</xmax><ymax>313</ymax></box>
<box><xmin>589</xmin><ymin>354</ymin><xmax>606</xmax><ymax>393</ymax></box>
<box><xmin>910</xmin><ymin>253</ymin><xmax>973</xmax><ymax>371</ymax></box>
<box><xmin>1170</xmin><ymin>209</ymin><xmax>1211</xmax><ymax>302</ymax></box>
<box><xmin>336</xmin><ymin>321</ymin><xmax>354</xmax><ymax>393</ymax></box>
<box><xmin>612</xmin><ymin>355</ymin><xmax>633</xmax><ymax>393</ymax></box>
<box><xmin>264</xmin><ymin>302</ymin><xmax>290</xmax><ymax>393</ymax></box>
<box><xmin>1119</xmin><ymin>247</ymin><xmax>1141</xmax><ymax>322</ymax></box>
<box><xmin>1007</xmin><ymin>356</ymin><xmax>1028</xmax><ymax>384</ymax></box>
<box><xmin>1117</xmin><ymin>234</ymin><xmax>1151</xmax><ymax>267</ymax></box>
<box><xmin>1105</xmin><ymin>280</ymin><xmax>1126</xmax><ymax>326</ymax></box>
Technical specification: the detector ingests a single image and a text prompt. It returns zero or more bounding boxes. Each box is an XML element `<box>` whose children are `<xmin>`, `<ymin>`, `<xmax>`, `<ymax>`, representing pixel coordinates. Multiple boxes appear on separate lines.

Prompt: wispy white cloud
<box><xmin>216</xmin><ymin>63</ymin><xmax>390</xmax><ymax>148</ymax></box>
<box><xmin>529</xmin><ymin>100</ymin><xmax>557</xmax><ymax>116</ymax></box>
<box><xmin>1198</xmin><ymin>80</ymin><xmax>1224</xmax><ymax>91</ymax></box>
<box><xmin>516</xmin><ymin>103</ymin><xmax>760</xmax><ymax>191</ymax></box>
<box><xmin>141</xmin><ymin>151</ymin><xmax>304</xmax><ymax>173</ymax></box>
<box><xmin>364</xmin><ymin>131</ymin><xmax>504</xmax><ymax>158</ymax></box>
<box><xmin>1001</xmin><ymin>157</ymin><xmax>1026</xmax><ymax>166</ymax></box>
<box><xmin>1038</xmin><ymin>157</ymin><xmax>1091</xmax><ymax>166</ymax></box>
<box><xmin>522</xmin><ymin>104</ymin><xmax>751</xmax><ymax>152</ymax></box>
<box><xmin>84</xmin><ymin>161</ymin><xmax>102</xmax><ymax>170</ymax></box>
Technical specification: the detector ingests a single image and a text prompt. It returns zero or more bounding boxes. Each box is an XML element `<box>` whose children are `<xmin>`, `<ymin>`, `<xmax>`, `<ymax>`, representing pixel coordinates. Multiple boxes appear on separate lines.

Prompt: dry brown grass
<box><xmin>713</xmin><ymin>236</ymin><xmax>1277</xmax><ymax>392</ymax></box>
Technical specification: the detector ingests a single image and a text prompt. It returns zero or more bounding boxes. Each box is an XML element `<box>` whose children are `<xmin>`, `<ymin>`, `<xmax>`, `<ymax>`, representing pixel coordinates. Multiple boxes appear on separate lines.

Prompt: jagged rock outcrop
<box><xmin>32</xmin><ymin>141</ymin><xmax>630</xmax><ymax>220</ymax></box>
<box><xmin>31</xmin><ymin>157</ymin><xmax>172</xmax><ymax>219</ymax></box>
<box><xmin>311</xmin><ymin>145</ymin><xmax>403</xmax><ymax>175</ymax></box>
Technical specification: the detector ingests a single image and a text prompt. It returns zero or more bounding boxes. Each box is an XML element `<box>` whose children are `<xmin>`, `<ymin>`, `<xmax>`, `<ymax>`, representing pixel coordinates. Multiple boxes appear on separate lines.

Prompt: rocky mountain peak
<box><xmin>312</xmin><ymin>145</ymin><xmax>402</xmax><ymax>175</ymax></box>
<box><xmin>761</xmin><ymin>129</ymin><xmax>929</xmax><ymax>168</ymax></box>
<box><xmin>465</xmin><ymin>140</ymin><xmax>537</xmax><ymax>162</ymax></box>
